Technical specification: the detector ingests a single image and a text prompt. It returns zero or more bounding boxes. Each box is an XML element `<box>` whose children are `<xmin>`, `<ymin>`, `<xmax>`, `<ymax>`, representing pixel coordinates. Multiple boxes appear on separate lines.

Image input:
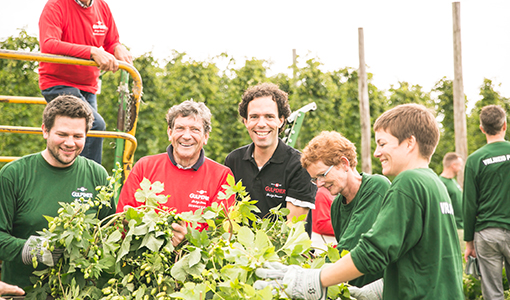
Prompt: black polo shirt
<box><xmin>224</xmin><ymin>139</ymin><xmax>317</xmax><ymax>220</ymax></box>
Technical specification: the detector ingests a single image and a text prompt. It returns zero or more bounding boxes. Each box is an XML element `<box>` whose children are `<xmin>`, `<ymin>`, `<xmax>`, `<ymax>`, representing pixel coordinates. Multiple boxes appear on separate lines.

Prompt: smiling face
<box><xmin>168</xmin><ymin>115</ymin><xmax>209</xmax><ymax>167</ymax></box>
<box><xmin>374</xmin><ymin>129</ymin><xmax>411</xmax><ymax>177</ymax></box>
<box><xmin>306</xmin><ymin>160</ymin><xmax>348</xmax><ymax>196</ymax></box>
<box><xmin>243</xmin><ymin>96</ymin><xmax>285</xmax><ymax>151</ymax></box>
<box><xmin>42</xmin><ymin>116</ymin><xmax>87</xmax><ymax>168</ymax></box>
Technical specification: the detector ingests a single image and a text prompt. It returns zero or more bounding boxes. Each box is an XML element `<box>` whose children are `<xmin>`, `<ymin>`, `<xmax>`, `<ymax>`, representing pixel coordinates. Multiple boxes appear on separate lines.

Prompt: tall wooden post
<box><xmin>452</xmin><ymin>2</ymin><xmax>468</xmax><ymax>187</ymax></box>
<box><xmin>292</xmin><ymin>49</ymin><xmax>297</xmax><ymax>79</ymax></box>
<box><xmin>358</xmin><ymin>28</ymin><xmax>372</xmax><ymax>174</ymax></box>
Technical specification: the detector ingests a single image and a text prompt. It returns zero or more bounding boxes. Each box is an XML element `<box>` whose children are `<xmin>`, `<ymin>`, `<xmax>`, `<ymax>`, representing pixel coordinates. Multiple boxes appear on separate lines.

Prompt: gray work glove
<box><xmin>22</xmin><ymin>236</ymin><xmax>63</xmax><ymax>267</ymax></box>
<box><xmin>348</xmin><ymin>279</ymin><xmax>384</xmax><ymax>300</ymax></box>
<box><xmin>253</xmin><ymin>261</ymin><xmax>326</xmax><ymax>300</ymax></box>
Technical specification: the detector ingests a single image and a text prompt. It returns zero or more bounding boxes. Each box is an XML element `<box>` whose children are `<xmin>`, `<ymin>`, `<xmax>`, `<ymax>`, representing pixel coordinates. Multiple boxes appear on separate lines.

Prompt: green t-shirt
<box><xmin>463</xmin><ymin>141</ymin><xmax>510</xmax><ymax>241</ymax></box>
<box><xmin>351</xmin><ymin>168</ymin><xmax>463</xmax><ymax>299</ymax></box>
<box><xmin>0</xmin><ymin>153</ymin><xmax>115</xmax><ymax>288</ymax></box>
<box><xmin>330</xmin><ymin>173</ymin><xmax>390</xmax><ymax>287</ymax></box>
<box><xmin>439</xmin><ymin>176</ymin><xmax>463</xmax><ymax>229</ymax></box>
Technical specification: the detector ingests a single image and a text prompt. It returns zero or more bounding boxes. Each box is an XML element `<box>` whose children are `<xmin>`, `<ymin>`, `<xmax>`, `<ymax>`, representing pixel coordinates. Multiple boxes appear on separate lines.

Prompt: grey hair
<box><xmin>165</xmin><ymin>100</ymin><xmax>212</xmax><ymax>134</ymax></box>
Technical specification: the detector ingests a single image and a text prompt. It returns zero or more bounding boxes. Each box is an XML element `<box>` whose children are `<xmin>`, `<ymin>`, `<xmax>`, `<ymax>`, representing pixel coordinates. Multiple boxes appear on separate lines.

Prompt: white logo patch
<box><xmin>440</xmin><ymin>202</ymin><xmax>454</xmax><ymax>215</ymax></box>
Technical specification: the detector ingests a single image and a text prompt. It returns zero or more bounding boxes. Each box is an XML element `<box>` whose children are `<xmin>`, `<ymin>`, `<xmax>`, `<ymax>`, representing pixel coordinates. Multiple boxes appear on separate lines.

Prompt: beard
<box><xmin>47</xmin><ymin>145</ymin><xmax>80</xmax><ymax>166</ymax></box>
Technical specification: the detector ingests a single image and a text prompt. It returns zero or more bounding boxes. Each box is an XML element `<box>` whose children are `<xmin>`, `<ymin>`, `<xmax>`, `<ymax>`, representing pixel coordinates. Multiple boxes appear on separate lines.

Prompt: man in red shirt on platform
<box><xmin>39</xmin><ymin>0</ymin><xmax>133</xmax><ymax>164</ymax></box>
<box><xmin>117</xmin><ymin>100</ymin><xmax>235</xmax><ymax>235</ymax></box>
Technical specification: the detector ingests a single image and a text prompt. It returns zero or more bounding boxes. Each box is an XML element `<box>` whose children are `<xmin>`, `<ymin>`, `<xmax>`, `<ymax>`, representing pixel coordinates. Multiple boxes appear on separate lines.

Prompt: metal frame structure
<box><xmin>0</xmin><ymin>49</ymin><xmax>143</xmax><ymax>181</ymax></box>
<box><xmin>283</xmin><ymin>102</ymin><xmax>317</xmax><ymax>147</ymax></box>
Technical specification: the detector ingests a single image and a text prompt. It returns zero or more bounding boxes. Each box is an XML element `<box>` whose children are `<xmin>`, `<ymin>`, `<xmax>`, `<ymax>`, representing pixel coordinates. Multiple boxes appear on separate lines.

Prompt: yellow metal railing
<box><xmin>0</xmin><ymin>127</ymin><xmax>137</xmax><ymax>162</ymax></box>
<box><xmin>0</xmin><ymin>95</ymin><xmax>47</xmax><ymax>105</ymax></box>
<box><xmin>0</xmin><ymin>49</ymin><xmax>143</xmax><ymax>179</ymax></box>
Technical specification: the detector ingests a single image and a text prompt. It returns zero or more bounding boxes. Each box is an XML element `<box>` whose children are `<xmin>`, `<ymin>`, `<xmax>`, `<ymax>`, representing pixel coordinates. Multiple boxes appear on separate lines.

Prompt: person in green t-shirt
<box><xmin>439</xmin><ymin>152</ymin><xmax>464</xmax><ymax>230</ymax></box>
<box><xmin>463</xmin><ymin>104</ymin><xmax>510</xmax><ymax>300</ymax></box>
<box><xmin>0</xmin><ymin>95</ymin><xmax>116</xmax><ymax>290</ymax></box>
<box><xmin>439</xmin><ymin>152</ymin><xmax>465</xmax><ymax>254</ymax></box>
<box><xmin>254</xmin><ymin>104</ymin><xmax>463</xmax><ymax>300</ymax></box>
<box><xmin>300</xmin><ymin>131</ymin><xmax>389</xmax><ymax>295</ymax></box>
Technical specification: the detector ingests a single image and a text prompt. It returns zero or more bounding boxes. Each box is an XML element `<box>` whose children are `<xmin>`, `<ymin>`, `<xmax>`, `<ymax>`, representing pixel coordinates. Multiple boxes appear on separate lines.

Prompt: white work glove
<box><xmin>348</xmin><ymin>279</ymin><xmax>384</xmax><ymax>300</ymax></box>
<box><xmin>253</xmin><ymin>261</ymin><xmax>326</xmax><ymax>300</ymax></box>
<box><xmin>22</xmin><ymin>236</ymin><xmax>63</xmax><ymax>267</ymax></box>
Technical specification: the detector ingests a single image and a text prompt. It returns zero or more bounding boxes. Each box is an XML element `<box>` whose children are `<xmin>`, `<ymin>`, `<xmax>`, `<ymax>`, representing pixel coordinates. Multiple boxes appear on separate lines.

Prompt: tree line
<box><xmin>1</xmin><ymin>30</ymin><xmax>509</xmax><ymax>177</ymax></box>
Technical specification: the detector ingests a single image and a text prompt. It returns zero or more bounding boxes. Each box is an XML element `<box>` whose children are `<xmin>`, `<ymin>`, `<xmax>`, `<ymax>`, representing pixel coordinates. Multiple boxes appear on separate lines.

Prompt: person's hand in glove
<box><xmin>22</xmin><ymin>236</ymin><xmax>63</xmax><ymax>267</ymax></box>
<box><xmin>253</xmin><ymin>261</ymin><xmax>326</xmax><ymax>300</ymax></box>
<box><xmin>348</xmin><ymin>279</ymin><xmax>384</xmax><ymax>300</ymax></box>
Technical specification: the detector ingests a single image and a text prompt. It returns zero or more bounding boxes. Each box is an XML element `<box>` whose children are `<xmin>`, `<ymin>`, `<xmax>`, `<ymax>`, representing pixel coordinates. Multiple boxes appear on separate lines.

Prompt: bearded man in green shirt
<box><xmin>254</xmin><ymin>104</ymin><xmax>463</xmax><ymax>300</ymax></box>
<box><xmin>463</xmin><ymin>104</ymin><xmax>510</xmax><ymax>300</ymax></box>
<box><xmin>0</xmin><ymin>95</ymin><xmax>115</xmax><ymax>290</ymax></box>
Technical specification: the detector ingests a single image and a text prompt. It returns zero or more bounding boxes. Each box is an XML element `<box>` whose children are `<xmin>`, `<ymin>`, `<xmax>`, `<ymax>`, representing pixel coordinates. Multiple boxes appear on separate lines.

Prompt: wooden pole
<box><xmin>292</xmin><ymin>49</ymin><xmax>297</xmax><ymax>79</ymax></box>
<box><xmin>358</xmin><ymin>28</ymin><xmax>372</xmax><ymax>174</ymax></box>
<box><xmin>452</xmin><ymin>2</ymin><xmax>468</xmax><ymax>188</ymax></box>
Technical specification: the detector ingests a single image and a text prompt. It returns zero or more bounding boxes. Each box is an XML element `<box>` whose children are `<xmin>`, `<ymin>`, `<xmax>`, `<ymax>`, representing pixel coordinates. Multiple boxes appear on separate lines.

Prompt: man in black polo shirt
<box><xmin>225</xmin><ymin>83</ymin><xmax>316</xmax><ymax>225</ymax></box>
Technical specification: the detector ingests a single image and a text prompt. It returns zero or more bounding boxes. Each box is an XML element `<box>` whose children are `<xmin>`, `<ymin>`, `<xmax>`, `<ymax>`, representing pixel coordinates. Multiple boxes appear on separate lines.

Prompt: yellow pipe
<box><xmin>0</xmin><ymin>157</ymin><xmax>20</xmax><ymax>163</ymax></box>
<box><xmin>0</xmin><ymin>96</ymin><xmax>47</xmax><ymax>105</ymax></box>
<box><xmin>0</xmin><ymin>126</ymin><xmax>137</xmax><ymax>161</ymax></box>
<box><xmin>0</xmin><ymin>49</ymin><xmax>143</xmax><ymax>178</ymax></box>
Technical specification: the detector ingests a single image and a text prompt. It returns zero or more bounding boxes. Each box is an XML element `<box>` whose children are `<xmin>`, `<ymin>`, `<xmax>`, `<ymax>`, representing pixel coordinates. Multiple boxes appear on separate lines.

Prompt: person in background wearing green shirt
<box><xmin>463</xmin><ymin>104</ymin><xmax>510</xmax><ymax>300</ymax></box>
<box><xmin>0</xmin><ymin>95</ymin><xmax>116</xmax><ymax>290</ymax></box>
<box><xmin>439</xmin><ymin>152</ymin><xmax>464</xmax><ymax>250</ymax></box>
<box><xmin>300</xmin><ymin>131</ymin><xmax>390</xmax><ymax>299</ymax></box>
<box><xmin>254</xmin><ymin>104</ymin><xmax>463</xmax><ymax>300</ymax></box>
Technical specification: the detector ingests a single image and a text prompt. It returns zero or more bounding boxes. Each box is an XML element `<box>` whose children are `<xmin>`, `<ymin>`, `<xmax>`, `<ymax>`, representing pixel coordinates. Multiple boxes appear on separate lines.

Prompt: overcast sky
<box><xmin>2</xmin><ymin>0</ymin><xmax>509</xmax><ymax>109</ymax></box>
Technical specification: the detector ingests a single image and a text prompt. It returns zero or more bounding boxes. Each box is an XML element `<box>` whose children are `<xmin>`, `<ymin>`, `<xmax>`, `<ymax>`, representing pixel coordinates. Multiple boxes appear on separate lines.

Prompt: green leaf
<box><xmin>125</xmin><ymin>207</ymin><xmax>144</xmax><ymax>224</ymax></box>
<box><xmin>43</xmin><ymin>215</ymin><xmax>54</xmax><ymax>223</ymax></box>
<box><xmin>226</xmin><ymin>174</ymin><xmax>236</xmax><ymax>187</ymax></box>
<box><xmin>151</xmin><ymin>181</ymin><xmax>165</xmax><ymax>194</ymax></box>
<box><xmin>171</xmin><ymin>258</ymin><xmax>188</xmax><ymax>281</ymax></box>
<box><xmin>282</xmin><ymin>222</ymin><xmax>312</xmax><ymax>256</ymax></box>
<box><xmin>237</xmin><ymin>226</ymin><xmax>254</xmax><ymax>248</ymax></box>
<box><xmin>97</xmin><ymin>254</ymin><xmax>115</xmax><ymax>270</ymax></box>
<box><xmin>254</xmin><ymin>230</ymin><xmax>271</xmax><ymax>253</ymax></box>
<box><xmin>188</xmin><ymin>248</ymin><xmax>201</xmax><ymax>268</ymax></box>
<box><xmin>139</xmin><ymin>178</ymin><xmax>151</xmax><ymax>191</ymax></box>
<box><xmin>140</xmin><ymin>233</ymin><xmax>164</xmax><ymax>252</ymax></box>
<box><xmin>106</xmin><ymin>230</ymin><xmax>122</xmax><ymax>244</ymax></box>
<box><xmin>117</xmin><ymin>234</ymin><xmax>132</xmax><ymax>263</ymax></box>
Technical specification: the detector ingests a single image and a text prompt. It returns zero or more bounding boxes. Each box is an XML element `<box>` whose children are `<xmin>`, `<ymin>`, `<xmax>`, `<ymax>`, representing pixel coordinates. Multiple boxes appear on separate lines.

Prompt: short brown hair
<box><xmin>238</xmin><ymin>83</ymin><xmax>291</xmax><ymax>120</ymax></box>
<box><xmin>301</xmin><ymin>131</ymin><xmax>358</xmax><ymax>169</ymax></box>
<box><xmin>374</xmin><ymin>103</ymin><xmax>439</xmax><ymax>160</ymax></box>
<box><xmin>443</xmin><ymin>152</ymin><xmax>461</xmax><ymax>168</ymax></box>
<box><xmin>480</xmin><ymin>105</ymin><xmax>506</xmax><ymax>135</ymax></box>
<box><xmin>43</xmin><ymin>95</ymin><xmax>94</xmax><ymax>132</ymax></box>
<box><xmin>165</xmin><ymin>100</ymin><xmax>212</xmax><ymax>134</ymax></box>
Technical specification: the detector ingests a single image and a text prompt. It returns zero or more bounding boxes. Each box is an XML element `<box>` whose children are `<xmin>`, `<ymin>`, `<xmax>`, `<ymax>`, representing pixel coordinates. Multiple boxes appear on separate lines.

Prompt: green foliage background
<box><xmin>2</xmin><ymin>30</ymin><xmax>510</xmax><ymax>175</ymax></box>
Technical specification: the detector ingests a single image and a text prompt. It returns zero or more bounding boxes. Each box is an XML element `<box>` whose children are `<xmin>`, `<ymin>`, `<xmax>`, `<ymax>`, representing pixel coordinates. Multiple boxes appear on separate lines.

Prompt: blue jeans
<box><xmin>41</xmin><ymin>85</ymin><xmax>105</xmax><ymax>164</ymax></box>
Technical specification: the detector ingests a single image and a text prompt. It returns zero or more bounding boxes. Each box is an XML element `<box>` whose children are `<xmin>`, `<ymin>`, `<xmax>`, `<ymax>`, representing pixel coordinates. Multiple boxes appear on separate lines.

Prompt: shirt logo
<box><xmin>188</xmin><ymin>190</ymin><xmax>210</xmax><ymax>209</ymax></box>
<box><xmin>482</xmin><ymin>154</ymin><xmax>510</xmax><ymax>166</ymax></box>
<box><xmin>265</xmin><ymin>182</ymin><xmax>286</xmax><ymax>194</ymax></box>
<box><xmin>71</xmin><ymin>187</ymin><xmax>93</xmax><ymax>200</ymax></box>
<box><xmin>440</xmin><ymin>202</ymin><xmax>454</xmax><ymax>215</ymax></box>
<box><xmin>93</xmin><ymin>21</ymin><xmax>108</xmax><ymax>36</ymax></box>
